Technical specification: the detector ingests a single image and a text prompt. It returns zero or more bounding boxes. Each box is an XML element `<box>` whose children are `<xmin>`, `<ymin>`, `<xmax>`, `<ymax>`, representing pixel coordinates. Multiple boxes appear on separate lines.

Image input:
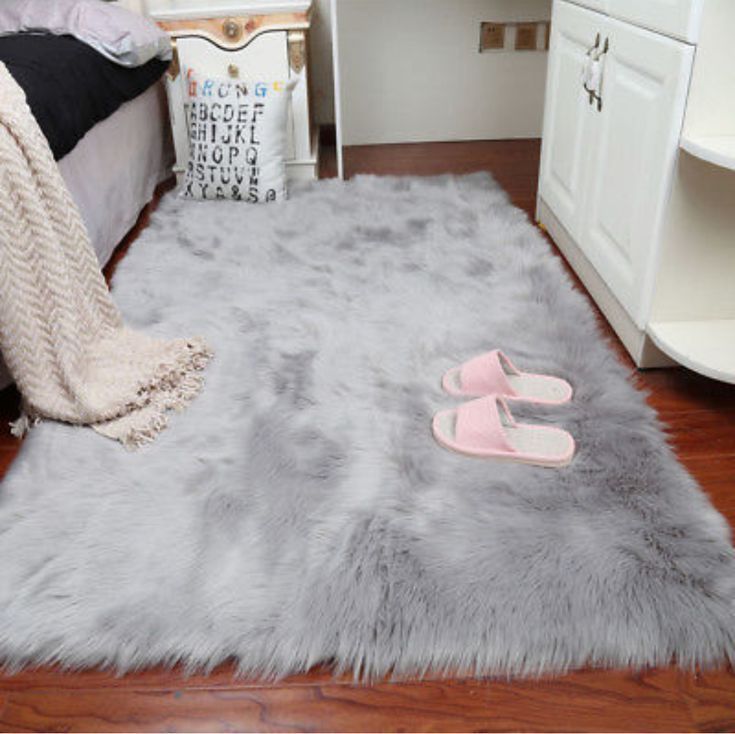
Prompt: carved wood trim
<box><xmin>166</xmin><ymin>38</ymin><xmax>180</xmax><ymax>80</ymax></box>
<box><xmin>157</xmin><ymin>12</ymin><xmax>311</xmax><ymax>51</ymax></box>
<box><xmin>287</xmin><ymin>30</ymin><xmax>306</xmax><ymax>74</ymax></box>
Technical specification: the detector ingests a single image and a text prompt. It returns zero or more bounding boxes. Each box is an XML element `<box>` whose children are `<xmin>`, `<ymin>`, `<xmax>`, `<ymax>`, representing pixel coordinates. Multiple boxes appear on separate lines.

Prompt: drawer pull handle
<box><xmin>222</xmin><ymin>19</ymin><xmax>242</xmax><ymax>41</ymax></box>
<box><xmin>228</xmin><ymin>63</ymin><xmax>240</xmax><ymax>78</ymax></box>
<box><xmin>583</xmin><ymin>34</ymin><xmax>608</xmax><ymax>111</ymax></box>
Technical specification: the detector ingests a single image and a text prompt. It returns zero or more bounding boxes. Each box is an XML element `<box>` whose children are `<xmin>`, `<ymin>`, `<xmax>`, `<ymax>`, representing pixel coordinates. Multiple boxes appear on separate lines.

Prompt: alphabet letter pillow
<box><xmin>182</xmin><ymin>69</ymin><xmax>295</xmax><ymax>203</ymax></box>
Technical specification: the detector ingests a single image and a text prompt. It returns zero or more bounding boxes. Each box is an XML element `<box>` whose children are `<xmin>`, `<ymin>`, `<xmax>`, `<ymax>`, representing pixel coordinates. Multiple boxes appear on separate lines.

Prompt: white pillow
<box><xmin>181</xmin><ymin>69</ymin><xmax>295</xmax><ymax>204</ymax></box>
<box><xmin>0</xmin><ymin>0</ymin><xmax>172</xmax><ymax>67</ymax></box>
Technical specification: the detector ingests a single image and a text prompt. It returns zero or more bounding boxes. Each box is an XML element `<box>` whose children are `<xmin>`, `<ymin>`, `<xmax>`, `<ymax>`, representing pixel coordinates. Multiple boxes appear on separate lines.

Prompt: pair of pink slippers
<box><xmin>432</xmin><ymin>350</ymin><xmax>575</xmax><ymax>468</ymax></box>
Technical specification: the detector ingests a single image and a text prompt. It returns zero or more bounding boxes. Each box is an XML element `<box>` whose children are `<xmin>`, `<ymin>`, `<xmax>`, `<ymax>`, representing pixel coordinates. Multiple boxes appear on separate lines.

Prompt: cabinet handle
<box><xmin>596</xmin><ymin>37</ymin><xmax>609</xmax><ymax>111</ymax></box>
<box><xmin>586</xmin><ymin>33</ymin><xmax>600</xmax><ymax>56</ymax></box>
<box><xmin>582</xmin><ymin>33</ymin><xmax>600</xmax><ymax>105</ymax></box>
<box><xmin>583</xmin><ymin>35</ymin><xmax>609</xmax><ymax>111</ymax></box>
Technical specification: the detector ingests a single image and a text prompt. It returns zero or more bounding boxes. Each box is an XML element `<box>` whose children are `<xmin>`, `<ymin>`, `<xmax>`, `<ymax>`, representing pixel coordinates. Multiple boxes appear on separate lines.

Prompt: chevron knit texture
<box><xmin>0</xmin><ymin>64</ymin><xmax>211</xmax><ymax>447</ymax></box>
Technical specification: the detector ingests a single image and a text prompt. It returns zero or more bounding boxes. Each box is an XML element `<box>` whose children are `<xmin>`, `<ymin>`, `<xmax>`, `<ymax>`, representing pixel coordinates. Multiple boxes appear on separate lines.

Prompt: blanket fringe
<box><xmin>93</xmin><ymin>337</ymin><xmax>213</xmax><ymax>450</ymax></box>
<box><xmin>9</xmin><ymin>413</ymin><xmax>32</xmax><ymax>438</ymax></box>
<box><xmin>8</xmin><ymin>340</ymin><xmax>213</xmax><ymax>448</ymax></box>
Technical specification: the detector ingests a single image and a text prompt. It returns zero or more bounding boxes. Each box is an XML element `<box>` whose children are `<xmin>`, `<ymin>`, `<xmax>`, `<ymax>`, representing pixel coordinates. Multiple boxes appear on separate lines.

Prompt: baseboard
<box><xmin>537</xmin><ymin>199</ymin><xmax>675</xmax><ymax>369</ymax></box>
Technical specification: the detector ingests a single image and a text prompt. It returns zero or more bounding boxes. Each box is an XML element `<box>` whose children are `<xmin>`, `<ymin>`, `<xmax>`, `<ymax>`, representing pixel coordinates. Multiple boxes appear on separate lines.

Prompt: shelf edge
<box><xmin>648</xmin><ymin>321</ymin><xmax>735</xmax><ymax>384</ymax></box>
<box><xmin>680</xmin><ymin>135</ymin><xmax>735</xmax><ymax>171</ymax></box>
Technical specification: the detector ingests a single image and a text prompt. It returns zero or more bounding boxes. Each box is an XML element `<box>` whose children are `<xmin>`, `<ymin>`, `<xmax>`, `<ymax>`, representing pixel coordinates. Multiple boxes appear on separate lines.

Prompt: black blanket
<box><xmin>0</xmin><ymin>33</ymin><xmax>169</xmax><ymax>160</ymax></box>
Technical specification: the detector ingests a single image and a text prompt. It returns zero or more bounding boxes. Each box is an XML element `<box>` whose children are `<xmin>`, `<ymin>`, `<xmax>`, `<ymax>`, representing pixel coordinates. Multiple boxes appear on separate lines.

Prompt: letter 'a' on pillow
<box><xmin>0</xmin><ymin>0</ymin><xmax>172</xmax><ymax>67</ymax></box>
<box><xmin>181</xmin><ymin>69</ymin><xmax>296</xmax><ymax>204</ymax></box>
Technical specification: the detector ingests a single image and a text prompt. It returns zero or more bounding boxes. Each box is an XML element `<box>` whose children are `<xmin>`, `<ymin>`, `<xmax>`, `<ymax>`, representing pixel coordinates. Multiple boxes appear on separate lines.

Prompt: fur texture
<box><xmin>1</xmin><ymin>174</ymin><xmax>733</xmax><ymax>678</ymax></box>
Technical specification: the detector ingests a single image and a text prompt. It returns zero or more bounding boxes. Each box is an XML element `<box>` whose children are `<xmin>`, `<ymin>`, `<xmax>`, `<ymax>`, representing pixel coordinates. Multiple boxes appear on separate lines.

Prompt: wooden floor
<box><xmin>0</xmin><ymin>139</ymin><xmax>733</xmax><ymax>732</ymax></box>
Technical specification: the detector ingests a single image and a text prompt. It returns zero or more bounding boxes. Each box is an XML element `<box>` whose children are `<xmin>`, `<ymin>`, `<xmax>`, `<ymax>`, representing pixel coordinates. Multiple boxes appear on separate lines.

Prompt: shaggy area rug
<box><xmin>1</xmin><ymin>174</ymin><xmax>733</xmax><ymax>678</ymax></box>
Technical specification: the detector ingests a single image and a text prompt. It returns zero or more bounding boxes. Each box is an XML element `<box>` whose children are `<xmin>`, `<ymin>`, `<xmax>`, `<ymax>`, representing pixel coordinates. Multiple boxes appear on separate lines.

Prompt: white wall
<box><xmin>128</xmin><ymin>0</ymin><xmax>550</xmax><ymax>134</ymax></box>
<box><xmin>335</xmin><ymin>0</ymin><xmax>552</xmax><ymax>145</ymax></box>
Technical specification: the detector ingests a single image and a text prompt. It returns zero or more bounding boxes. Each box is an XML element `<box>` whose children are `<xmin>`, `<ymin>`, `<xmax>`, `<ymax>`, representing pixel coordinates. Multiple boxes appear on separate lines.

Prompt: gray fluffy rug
<box><xmin>1</xmin><ymin>174</ymin><xmax>734</xmax><ymax>678</ymax></box>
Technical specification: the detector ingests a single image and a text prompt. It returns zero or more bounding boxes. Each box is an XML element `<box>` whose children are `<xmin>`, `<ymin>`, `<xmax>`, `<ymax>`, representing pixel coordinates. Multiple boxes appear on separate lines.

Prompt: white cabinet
<box><xmin>539</xmin><ymin>1</ymin><xmax>599</xmax><ymax>241</ymax></box>
<box><xmin>580</xmin><ymin>18</ymin><xmax>693</xmax><ymax>326</ymax></box>
<box><xmin>538</xmin><ymin>0</ymin><xmax>694</xmax><ymax>363</ymax></box>
<box><xmin>609</xmin><ymin>0</ymin><xmax>704</xmax><ymax>43</ymax></box>
<box><xmin>567</xmin><ymin>0</ymin><xmax>705</xmax><ymax>42</ymax></box>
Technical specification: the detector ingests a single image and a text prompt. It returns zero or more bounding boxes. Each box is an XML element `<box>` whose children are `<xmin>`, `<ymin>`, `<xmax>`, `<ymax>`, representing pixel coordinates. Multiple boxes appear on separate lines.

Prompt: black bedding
<box><xmin>0</xmin><ymin>33</ymin><xmax>169</xmax><ymax>160</ymax></box>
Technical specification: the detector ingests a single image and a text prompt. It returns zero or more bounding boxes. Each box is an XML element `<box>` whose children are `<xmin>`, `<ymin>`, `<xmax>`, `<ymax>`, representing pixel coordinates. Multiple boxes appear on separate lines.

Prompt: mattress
<box><xmin>59</xmin><ymin>82</ymin><xmax>174</xmax><ymax>266</ymax></box>
<box><xmin>0</xmin><ymin>33</ymin><xmax>169</xmax><ymax>160</ymax></box>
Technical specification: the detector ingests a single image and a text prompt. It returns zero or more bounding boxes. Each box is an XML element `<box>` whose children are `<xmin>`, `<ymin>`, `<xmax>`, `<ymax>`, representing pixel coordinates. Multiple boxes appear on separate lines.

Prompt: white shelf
<box><xmin>145</xmin><ymin>0</ymin><xmax>311</xmax><ymax>20</ymax></box>
<box><xmin>680</xmin><ymin>134</ymin><xmax>735</xmax><ymax>171</ymax></box>
<box><xmin>648</xmin><ymin>320</ymin><xmax>735</xmax><ymax>384</ymax></box>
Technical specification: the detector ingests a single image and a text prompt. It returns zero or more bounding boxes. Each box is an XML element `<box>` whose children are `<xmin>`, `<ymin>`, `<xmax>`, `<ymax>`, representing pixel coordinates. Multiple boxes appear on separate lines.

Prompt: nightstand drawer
<box><xmin>176</xmin><ymin>32</ymin><xmax>289</xmax><ymax>81</ymax></box>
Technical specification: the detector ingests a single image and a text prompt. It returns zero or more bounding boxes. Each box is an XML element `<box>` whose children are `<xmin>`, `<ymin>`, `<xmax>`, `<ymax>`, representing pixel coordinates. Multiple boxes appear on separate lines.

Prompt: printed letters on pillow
<box><xmin>182</xmin><ymin>70</ymin><xmax>294</xmax><ymax>204</ymax></box>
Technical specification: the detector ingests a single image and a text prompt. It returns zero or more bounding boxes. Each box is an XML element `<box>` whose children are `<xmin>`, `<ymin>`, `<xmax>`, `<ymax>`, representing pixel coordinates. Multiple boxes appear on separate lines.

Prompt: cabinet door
<box><xmin>580</xmin><ymin>19</ymin><xmax>693</xmax><ymax>327</ymax></box>
<box><xmin>608</xmin><ymin>0</ymin><xmax>704</xmax><ymax>43</ymax></box>
<box><xmin>538</xmin><ymin>1</ymin><xmax>603</xmax><ymax>241</ymax></box>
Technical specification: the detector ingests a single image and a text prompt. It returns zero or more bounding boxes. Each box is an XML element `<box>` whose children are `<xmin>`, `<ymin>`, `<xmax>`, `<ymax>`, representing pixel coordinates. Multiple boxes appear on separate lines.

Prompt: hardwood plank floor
<box><xmin>0</xmin><ymin>139</ymin><xmax>733</xmax><ymax>732</ymax></box>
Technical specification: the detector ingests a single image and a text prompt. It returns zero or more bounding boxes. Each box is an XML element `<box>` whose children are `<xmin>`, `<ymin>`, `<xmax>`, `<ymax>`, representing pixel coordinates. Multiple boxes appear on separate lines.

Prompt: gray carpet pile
<box><xmin>1</xmin><ymin>174</ymin><xmax>733</xmax><ymax>678</ymax></box>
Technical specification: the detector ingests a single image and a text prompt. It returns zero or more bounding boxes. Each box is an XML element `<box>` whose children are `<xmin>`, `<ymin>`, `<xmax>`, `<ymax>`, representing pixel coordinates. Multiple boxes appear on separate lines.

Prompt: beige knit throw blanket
<box><xmin>0</xmin><ymin>63</ymin><xmax>212</xmax><ymax>448</ymax></box>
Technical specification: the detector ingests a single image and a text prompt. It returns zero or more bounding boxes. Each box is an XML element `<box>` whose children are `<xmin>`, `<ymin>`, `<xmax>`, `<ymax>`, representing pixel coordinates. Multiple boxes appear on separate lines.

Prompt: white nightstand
<box><xmin>145</xmin><ymin>0</ymin><xmax>318</xmax><ymax>183</ymax></box>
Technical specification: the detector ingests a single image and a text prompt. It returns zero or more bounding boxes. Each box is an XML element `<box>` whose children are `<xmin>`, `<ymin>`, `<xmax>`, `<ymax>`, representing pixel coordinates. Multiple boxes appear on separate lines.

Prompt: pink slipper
<box><xmin>442</xmin><ymin>350</ymin><xmax>573</xmax><ymax>405</ymax></box>
<box><xmin>432</xmin><ymin>395</ymin><xmax>575</xmax><ymax>467</ymax></box>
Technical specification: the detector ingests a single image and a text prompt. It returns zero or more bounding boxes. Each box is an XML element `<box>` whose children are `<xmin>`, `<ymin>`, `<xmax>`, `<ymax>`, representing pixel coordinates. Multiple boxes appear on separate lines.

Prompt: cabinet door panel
<box><xmin>539</xmin><ymin>1</ymin><xmax>603</xmax><ymax>240</ymax></box>
<box><xmin>608</xmin><ymin>0</ymin><xmax>703</xmax><ymax>43</ymax></box>
<box><xmin>581</xmin><ymin>19</ymin><xmax>693</xmax><ymax>326</ymax></box>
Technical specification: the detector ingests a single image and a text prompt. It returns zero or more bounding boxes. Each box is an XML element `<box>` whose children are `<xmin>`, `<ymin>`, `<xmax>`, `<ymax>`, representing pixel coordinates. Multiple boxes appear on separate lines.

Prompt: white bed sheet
<box><xmin>59</xmin><ymin>80</ymin><xmax>174</xmax><ymax>266</ymax></box>
<box><xmin>0</xmin><ymin>81</ymin><xmax>174</xmax><ymax>390</ymax></box>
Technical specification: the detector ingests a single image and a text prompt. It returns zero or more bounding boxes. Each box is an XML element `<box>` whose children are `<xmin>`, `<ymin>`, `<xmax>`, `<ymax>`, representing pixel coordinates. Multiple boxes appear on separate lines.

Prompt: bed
<box><xmin>0</xmin><ymin>32</ymin><xmax>173</xmax><ymax>265</ymax></box>
<box><xmin>0</xmin><ymin>28</ymin><xmax>174</xmax><ymax>389</ymax></box>
<box><xmin>59</xmin><ymin>81</ymin><xmax>173</xmax><ymax>267</ymax></box>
